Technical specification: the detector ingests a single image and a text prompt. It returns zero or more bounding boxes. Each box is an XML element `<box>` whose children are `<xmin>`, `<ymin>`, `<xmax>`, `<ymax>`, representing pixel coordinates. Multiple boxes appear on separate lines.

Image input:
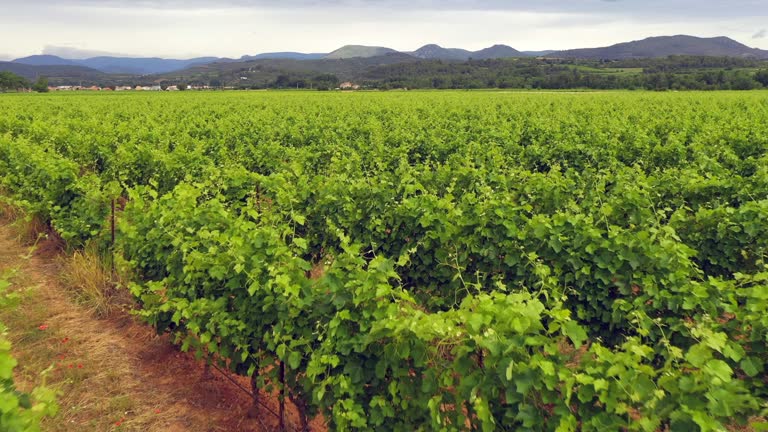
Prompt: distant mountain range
<box><xmin>11</xmin><ymin>54</ymin><xmax>222</xmax><ymax>75</ymax></box>
<box><xmin>551</xmin><ymin>35</ymin><xmax>768</xmax><ymax>60</ymax></box>
<box><xmin>10</xmin><ymin>43</ymin><xmax>538</xmax><ymax>75</ymax></box>
<box><xmin>5</xmin><ymin>35</ymin><xmax>768</xmax><ymax>80</ymax></box>
<box><xmin>0</xmin><ymin>61</ymin><xmax>106</xmax><ymax>81</ymax></box>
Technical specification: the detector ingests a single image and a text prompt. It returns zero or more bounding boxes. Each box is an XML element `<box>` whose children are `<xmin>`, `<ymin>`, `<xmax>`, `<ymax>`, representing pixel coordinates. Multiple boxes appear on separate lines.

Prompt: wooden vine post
<box><xmin>279</xmin><ymin>361</ymin><xmax>286</xmax><ymax>431</ymax></box>
<box><xmin>111</xmin><ymin>198</ymin><xmax>116</xmax><ymax>275</ymax></box>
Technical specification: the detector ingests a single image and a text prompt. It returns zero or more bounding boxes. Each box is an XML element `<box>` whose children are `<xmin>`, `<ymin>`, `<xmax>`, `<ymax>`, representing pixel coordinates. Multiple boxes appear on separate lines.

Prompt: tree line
<box><xmin>361</xmin><ymin>57</ymin><xmax>768</xmax><ymax>91</ymax></box>
<box><xmin>4</xmin><ymin>55</ymin><xmax>768</xmax><ymax>92</ymax></box>
<box><xmin>216</xmin><ymin>56</ymin><xmax>768</xmax><ymax>91</ymax></box>
<box><xmin>0</xmin><ymin>72</ymin><xmax>49</xmax><ymax>92</ymax></box>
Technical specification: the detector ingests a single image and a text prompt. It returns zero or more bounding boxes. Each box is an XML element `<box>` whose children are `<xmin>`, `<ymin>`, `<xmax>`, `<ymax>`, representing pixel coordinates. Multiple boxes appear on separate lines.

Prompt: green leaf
<box><xmin>467</xmin><ymin>314</ymin><xmax>485</xmax><ymax>333</ymax></box>
<box><xmin>740</xmin><ymin>357</ymin><xmax>763</xmax><ymax>378</ymax></box>
<box><xmin>288</xmin><ymin>351</ymin><xmax>302</xmax><ymax>369</ymax></box>
<box><xmin>505</xmin><ymin>360</ymin><xmax>515</xmax><ymax>381</ymax></box>
<box><xmin>705</xmin><ymin>359</ymin><xmax>733</xmax><ymax>383</ymax></box>
<box><xmin>248</xmin><ymin>282</ymin><xmax>259</xmax><ymax>296</ymax></box>
<box><xmin>292</xmin><ymin>213</ymin><xmax>306</xmax><ymax>226</ymax></box>
<box><xmin>293</xmin><ymin>237</ymin><xmax>308</xmax><ymax>250</ymax></box>
<box><xmin>562</xmin><ymin>321</ymin><xmax>587</xmax><ymax>348</ymax></box>
<box><xmin>538</xmin><ymin>360</ymin><xmax>555</xmax><ymax>376</ymax></box>
<box><xmin>685</xmin><ymin>344</ymin><xmax>712</xmax><ymax>368</ymax></box>
<box><xmin>0</xmin><ymin>352</ymin><xmax>17</xmax><ymax>380</ymax></box>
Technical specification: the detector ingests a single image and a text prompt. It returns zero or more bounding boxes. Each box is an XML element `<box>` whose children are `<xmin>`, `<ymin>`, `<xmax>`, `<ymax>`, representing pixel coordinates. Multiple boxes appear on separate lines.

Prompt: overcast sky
<box><xmin>1</xmin><ymin>0</ymin><xmax>767</xmax><ymax>60</ymax></box>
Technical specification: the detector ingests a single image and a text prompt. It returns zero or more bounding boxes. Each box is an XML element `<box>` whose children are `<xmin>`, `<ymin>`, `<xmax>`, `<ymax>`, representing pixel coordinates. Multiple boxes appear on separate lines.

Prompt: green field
<box><xmin>1</xmin><ymin>91</ymin><xmax>768</xmax><ymax>431</ymax></box>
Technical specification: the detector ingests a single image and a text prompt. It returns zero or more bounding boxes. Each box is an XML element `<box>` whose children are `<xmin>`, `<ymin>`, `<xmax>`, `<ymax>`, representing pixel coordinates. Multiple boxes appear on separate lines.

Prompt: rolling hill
<box><xmin>553</xmin><ymin>35</ymin><xmax>768</xmax><ymax>59</ymax></box>
<box><xmin>410</xmin><ymin>44</ymin><xmax>526</xmax><ymax>60</ymax></box>
<box><xmin>11</xmin><ymin>55</ymin><xmax>78</xmax><ymax>66</ymax></box>
<box><xmin>158</xmin><ymin>52</ymin><xmax>421</xmax><ymax>84</ymax></box>
<box><xmin>0</xmin><ymin>61</ymin><xmax>110</xmax><ymax>85</ymax></box>
<box><xmin>0</xmin><ymin>62</ymin><xmax>105</xmax><ymax>80</ymax></box>
<box><xmin>411</xmin><ymin>45</ymin><xmax>473</xmax><ymax>60</ymax></box>
<box><xmin>324</xmin><ymin>45</ymin><xmax>399</xmax><ymax>59</ymax></box>
<box><xmin>472</xmin><ymin>45</ymin><xmax>524</xmax><ymax>60</ymax></box>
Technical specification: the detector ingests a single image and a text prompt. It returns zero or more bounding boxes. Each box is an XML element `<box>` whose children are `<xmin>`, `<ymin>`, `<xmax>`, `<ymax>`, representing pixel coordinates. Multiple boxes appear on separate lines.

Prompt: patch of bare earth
<box><xmin>0</xmin><ymin>221</ymin><xmax>317</xmax><ymax>432</ymax></box>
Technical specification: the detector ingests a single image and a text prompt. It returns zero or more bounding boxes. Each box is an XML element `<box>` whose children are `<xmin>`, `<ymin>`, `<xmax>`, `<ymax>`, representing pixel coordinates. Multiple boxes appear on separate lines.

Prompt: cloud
<box><xmin>43</xmin><ymin>45</ymin><xmax>127</xmax><ymax>59</ymax></box>
<box><xmin>12</xmin><ymin>0</ymin><xmax>768</xmax><ymax>16</ymax></box>
<box><xmin>754</xmin><ymin>29</ymin><xmax>767</xmax><ymax>39</ymax></box>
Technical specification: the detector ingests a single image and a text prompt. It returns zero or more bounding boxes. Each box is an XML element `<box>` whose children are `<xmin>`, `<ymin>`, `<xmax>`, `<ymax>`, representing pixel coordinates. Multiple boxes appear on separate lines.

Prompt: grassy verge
<box><xmin>0</xmin><ymin>221</ymin><xmax>170</xmax><ymax>431</ymax></box>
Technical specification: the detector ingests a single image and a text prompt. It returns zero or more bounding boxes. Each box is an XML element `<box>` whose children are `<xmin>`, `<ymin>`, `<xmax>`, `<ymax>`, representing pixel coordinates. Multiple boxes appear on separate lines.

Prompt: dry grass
<box><xmin>59</xmin><ymin>247</ymin><xmax>118</xmax><ymax>318</ymax></box>
<box><xmin>15</xmin><ymin>214</ymin><xmax>50</xmax><ymax>247</ymax></box>
<box><xmin>3</xmin><ymin>241</ymin><xmax>202</xmax><ymax>431</ymax></box>
<box><xmin>0</xmin><ymin>233</ymin><xmax>155</xmax><ymax>431</ymax></box>
<box><xmin>0</xmin><ymin>208</ymin><xmax>59</xmax><ymax>255</ymax></box>
<box><xmin>0</xmin><ymin>221</ymin><xmax>273</xmax><ymax>431</ymax></box>
<box><xmin>0</xmin><ymin>286</ymin><xmax>172</xmax><ymax>431</ymax></box>
<box><xmin>1</xmin><ymin>200</ymin><xmax>118</xmax><ymax>317</ymax></box>
<box><xmin>0</xmin><ymin>196</ymin><xmax>23</xmax><ymax>222</ymax></box>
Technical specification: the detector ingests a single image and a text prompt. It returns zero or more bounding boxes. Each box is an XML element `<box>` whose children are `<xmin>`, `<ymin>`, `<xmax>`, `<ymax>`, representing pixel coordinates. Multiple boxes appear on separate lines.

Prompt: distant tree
<box><xmin>177</xmin><ymin>83</ymin><xmax>187</xmax><ymax>91</ymax></box>
<box><xmin>209</xmin><ymin>79</ymin><xmax>222</xmax><ymax>89</ymax></box>
<box><xmin>311</xmin><ymin>74</ymin><xmax>339</xmax><ymax>91</ymax></box>
<box><xmin>730</xmin><ymin>72</ymin><xmax>757</xmax><ymax>90</ymax></box>
<box><xmin>32</xmin><ymin>76</ymin><xmax>49</xmax><ymax>93</ymax></box>
<box><xmin>431</xmin><ymin>77</ymin><xmax>445</xmax><ymax>88</ymax></box>
<box><xmin>0</xmin><ymin>71</ymin><xmax>29</xmax><ymax>92</ymax></box>
<box><xmin>274</xmin><ymin>74</ymin><xmax>291</xmax><ymax>88</ymax></box>
<box><xmin>756</xmin><ymin>70</ymin><xmax>768</xmax><ymax>87</ymax></box>
<box><xmin>160</xmin><ymin>84</ymin><xmax>168</xmax><ymax>91</ymax></box>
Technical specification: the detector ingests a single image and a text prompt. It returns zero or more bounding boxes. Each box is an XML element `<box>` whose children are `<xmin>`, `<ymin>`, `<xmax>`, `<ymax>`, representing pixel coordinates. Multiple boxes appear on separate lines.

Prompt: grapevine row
<box><xmin>1</xmin><ymin>91</ymin><xmax>767</xmax><ymax>430</ymax></box>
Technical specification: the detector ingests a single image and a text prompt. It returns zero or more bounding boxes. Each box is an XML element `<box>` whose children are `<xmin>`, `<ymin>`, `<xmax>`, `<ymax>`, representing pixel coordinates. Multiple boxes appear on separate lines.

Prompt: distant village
<box><xmin>48</xmin><ymin>82</ymin><xmax>360</xmax><ymax>92</ymax></box>
<box><xmin>48</xmin><ymin>82</ymin><xmax>363</xmax><ymax>91</ymax></box>
<box><xmin>47</xmin><ymin>84</ymin><xmax>211</xmax><ymax>91</ymax></box>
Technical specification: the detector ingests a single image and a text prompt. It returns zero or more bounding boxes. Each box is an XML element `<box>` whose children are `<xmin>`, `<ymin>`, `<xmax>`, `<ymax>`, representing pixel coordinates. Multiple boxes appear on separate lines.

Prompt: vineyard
<box><xmin>1</xmin><ymin>90</ymin><xmax>768</xmax><ymax>431</ymax></box>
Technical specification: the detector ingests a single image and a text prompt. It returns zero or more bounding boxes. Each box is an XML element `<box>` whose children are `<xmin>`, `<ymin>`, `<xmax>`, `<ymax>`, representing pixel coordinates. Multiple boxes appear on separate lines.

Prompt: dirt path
<box><xmin>0</xmin><ymin>222</ymin><xmax>291</xmax><ymax>432</ymax></box>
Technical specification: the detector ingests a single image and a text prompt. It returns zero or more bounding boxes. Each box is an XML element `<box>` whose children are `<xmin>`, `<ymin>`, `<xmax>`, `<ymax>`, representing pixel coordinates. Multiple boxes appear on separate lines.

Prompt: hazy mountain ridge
<box><xmin>552</xmin><ymin>35</ymin><xmax>768</xmax><ymax>59</ymax></box>
<box><xmin>13</xmin><ymin>55</ymin><xmax>225</xmax><ymax>75</ymax></box>
<box><xmin>10</xmin><ymin>42</ymin><xmax>533</xmax><ymax>73</ymax></box>
<box><xmin>5</xmin><ymin>35</ymin><xmax>768</xmax><ymax>81</ymax></box>
<box><xmin>0</xmin><ymin>61</ymin><xmax>107</xmax><ymax>82</ymax></box>
<box><xmin>241</xmin><ymin>52</ymin><xmax>326</xmax><ymax>61</ymax></box>
<box><xmin>522</xmin><ymin>50</ymin><xmax>556</xmax><ymax>57</ymax></box>
<box><xmin>12</xmin><ymin>55</ymin><xmax>78</xmax><ymax>66</ymax></box>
